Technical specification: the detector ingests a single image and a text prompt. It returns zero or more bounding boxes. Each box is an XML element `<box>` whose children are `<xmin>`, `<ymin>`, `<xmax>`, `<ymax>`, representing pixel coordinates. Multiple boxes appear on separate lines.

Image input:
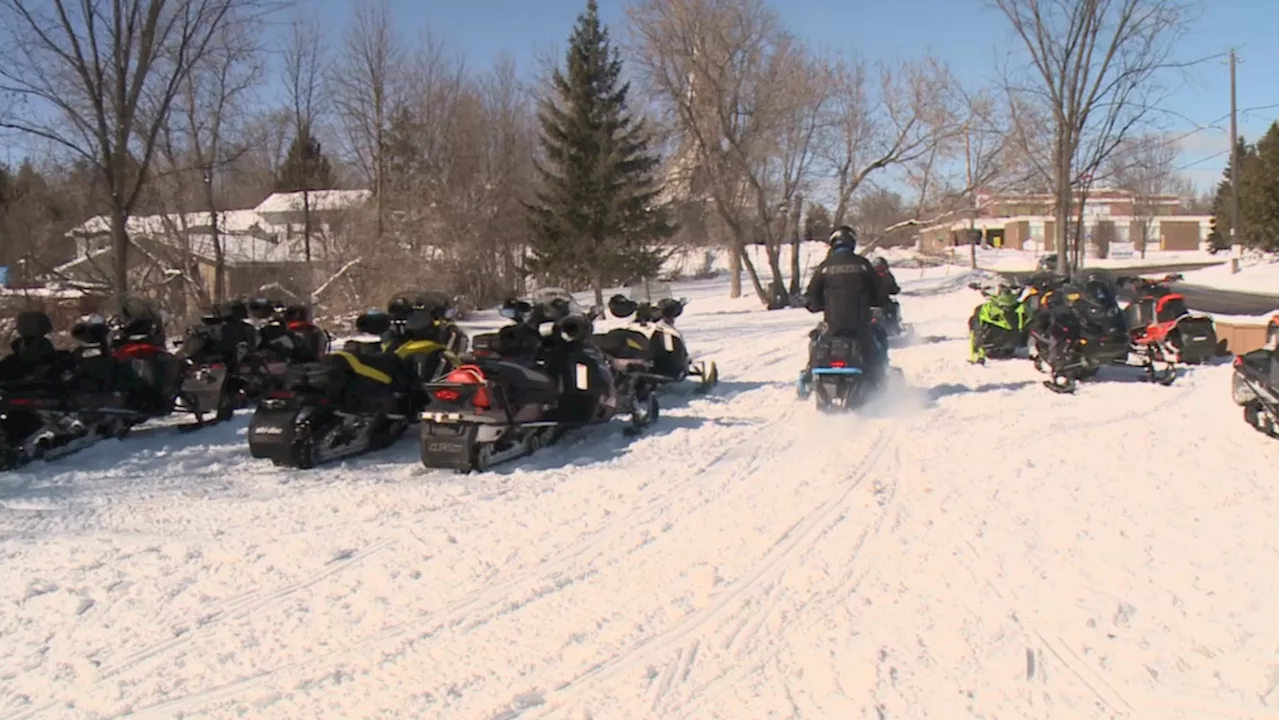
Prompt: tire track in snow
<box><xmin>2</xmin><ymin>538</ymin><xmax>397</xmax><ymax>720</ymax></box>
<box><xmin>107</xmin><ymin>390</ymin><xmax>807</xmax><ymax>719</ymax></box>
<box><xmin>522</xmin><ymin>422</ymin><xmax>903</xmax><ymax>719</ymax></box>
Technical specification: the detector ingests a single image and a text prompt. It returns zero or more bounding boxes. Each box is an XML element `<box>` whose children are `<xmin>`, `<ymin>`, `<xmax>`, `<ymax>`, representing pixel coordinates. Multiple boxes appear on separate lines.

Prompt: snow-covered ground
<box><xmin>1179</xmin><ymin>259</ymin><xmax>1279</xmax><ymax>297</ymax></box>
<box><xmin>2</xmin><ymin>266</ymin><xmax>1277</xmax><ymax>720</ymax></box>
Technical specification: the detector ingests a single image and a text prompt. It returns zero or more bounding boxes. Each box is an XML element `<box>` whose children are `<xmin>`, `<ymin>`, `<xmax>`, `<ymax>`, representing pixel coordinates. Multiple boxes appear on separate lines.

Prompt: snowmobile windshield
<box><xmin>627</xmin><ymin>281</ymin><xmax>674</xmax><ymax>304</ymax></box>
<box><xmin>530</xmin><ymin>288</ymin><xmax>582</xmax><ymax>316</ymax></box>
<box><xmin>1158</xmin><ymin>296</ymin><xmax>1190</xmax><ymax>321</ymax></box>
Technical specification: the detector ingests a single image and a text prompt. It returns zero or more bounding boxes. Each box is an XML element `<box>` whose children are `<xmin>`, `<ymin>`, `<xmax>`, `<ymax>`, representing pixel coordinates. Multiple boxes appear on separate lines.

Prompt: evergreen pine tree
<box><xmin>1207</xmin><ymin>137</ymin><xmax>1255</xmax><ymax>249</ymax></box>
<box><xmin>526</xmin><ymin>0</ymin><xmax>676</xmax><ymax>305</ymax></box>
<box><xmin>1244</xmin><ymin>121</ymin><xmax>1278</xmax><ymax>251</ymax></box>
<box><xmin>277</xmin><ymin>122</ymin><xmax>336</xmax><ymax>193</ymax></box>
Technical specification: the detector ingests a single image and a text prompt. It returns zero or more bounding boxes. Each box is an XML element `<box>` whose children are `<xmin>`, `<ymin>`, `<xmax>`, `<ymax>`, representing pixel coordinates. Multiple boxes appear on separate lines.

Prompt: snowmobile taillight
<box><xmin>829</xmin><ymin>360</ymin><xmax>847</xmax><ymax>368</ymax></box>
<box><xmin>434</xmin><ymin>389</ymin><xmax>461</xmax><ymax>402</ymax></box>
<box><xmin>7</xmin><ymin>398</ymin><xmax>35</xmax><ymax>406</ymax></box>
<box><xmin>444</xmin><ymin>365</ymin><xmax>491</xmax><ymax>409</ymax></box>
<box><xmin>267</xmin><ymin>390</ymin><xmax>294</xmax><ymax>400</ymax></box>
<box><xmin>1233</xmin><ymin>355</ymin><xmax>1243</xmax><ymax>368</ymax></box>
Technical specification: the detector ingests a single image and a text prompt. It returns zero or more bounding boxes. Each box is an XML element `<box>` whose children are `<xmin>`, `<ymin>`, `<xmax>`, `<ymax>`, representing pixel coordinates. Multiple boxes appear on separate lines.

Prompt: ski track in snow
<box><xmin>0</xmin><ymin>267</ymin><xmax>1276</xmax><ymax>720</ymax></box>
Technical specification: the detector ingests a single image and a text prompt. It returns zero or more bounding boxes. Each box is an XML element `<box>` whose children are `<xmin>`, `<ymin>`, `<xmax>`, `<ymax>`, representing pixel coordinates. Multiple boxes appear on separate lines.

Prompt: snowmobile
<box><xmin>594</xmin><ymin>293</ymin><xmax>718</xmax><ymax>392</ymax></box>
<box><xmin>246</xmin><ymin>294</ymin><xmax>464</xmax><ymax>469</ymax></box>
<box><xmin>175</xmin><ymin>299</ymin><xmax>330</xmax><ymax>425</ymax></box>
<box><xmin>419</xmin><ymin>292</ymin><xmax>659</xmax><ymax>474</ymax></box>
<box><xmin>1026</xmin><ymin>272</ymin><xmax>1176</xmax><ymax>394</ymax></box>
<box><xmin>870</xmin><ymin>298</ymin><xmax>913</xmax><ymax>344</ymax></box>
<box><xmin>0</xmin><ymin>300</ymin><xmax>207</xmax><ymax>470</ymax></box>
<box><xmin>1231</xmin><ymin>343</ymin><xmax>1278</xmax><ymax>438</ymax></box>
<box><xmin>1116</xmin><ymin>273</ymin><xmax>1218</xmax><ymax>365</ymax></box>
<box><xmin>966</xmin><ymin>280</ymin><xmax>1030</xmax><ymax>364</ymax></box>
<box><xmin>795</xmin><ymin>323</ymin><xmax>899</xmax><ymax>411</ymax></box>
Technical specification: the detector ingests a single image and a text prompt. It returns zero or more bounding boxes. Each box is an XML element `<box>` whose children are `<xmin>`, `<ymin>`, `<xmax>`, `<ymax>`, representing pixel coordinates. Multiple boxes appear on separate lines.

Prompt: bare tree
<box><xmin>822</xmin><ymin>56</ymin><xmax>959</xmax><ymax>230</ymax></box>
<box><xmin>992</xmin><ymin>0</ymin><xmax>1190</xmax><ymax>274</ymax></box>
<box><xmin>1107</xmin><ymin>133</ymin><xmax>1182</xmax><ymax>258</ymax></box>
<box><xmin>281</xmin><ymin>13</ymin><xmax>330</xmax><ymax>267</ymax></box>
<box><xmin>331</xmin><ymin>0</ymin><xmax>402</xmax><ymax>243</ymax></box>
<box><xmin>0</xmin><ymin>0</ymin><xmax>267</xmax><ymax>308</ymax></box>
<box><xmin>626</xmin><ymin>0</ymin><xmax>828</xmax><ymax>305</ymax></box>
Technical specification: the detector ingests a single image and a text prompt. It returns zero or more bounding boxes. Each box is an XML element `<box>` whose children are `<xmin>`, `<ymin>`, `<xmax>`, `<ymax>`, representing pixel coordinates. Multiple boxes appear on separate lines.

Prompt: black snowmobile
<box><xmin>0</xmin><ymin>300</ymin><xmax>206</xmax><ymax>470</ymax></box>
<box><xmin>1026</xmin><ymin>272</ymin><xmax>1176</xmax><ymax>394</ymax></box>
<box><xmin>593</xmin><ymin>293</ymin><xmax>718</xmax><ymax>393</ymax></box>
<box><xmin>419</xmin><ymin>293</ymin><xmax>659</xmax><ymax>474</ymax></box>
<box><xmin>246</xmin><ymin>293</ymin><xmax>464</xmax><ymax>469</ymax></box>
<box><xmin>1230</xmin><ymin>319</ymin><xmax>1278</xmax><ymax>438</ymax></box>
<box><xmin>795</xmin><ymin>323</ymin><xmax>899</xmax><ymax>411</ymax></box>
<box><xmin>175</xmin><ymin>298</ymin><xmax>329</xmax><ymax>425</ymax></box>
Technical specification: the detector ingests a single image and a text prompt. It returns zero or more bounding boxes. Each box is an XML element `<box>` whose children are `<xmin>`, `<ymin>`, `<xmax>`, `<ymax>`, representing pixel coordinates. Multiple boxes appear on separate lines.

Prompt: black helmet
<box><xmin>829</xmin><ymin>225</ymin><xmax>857</xmax><ymax>250</ymax></box>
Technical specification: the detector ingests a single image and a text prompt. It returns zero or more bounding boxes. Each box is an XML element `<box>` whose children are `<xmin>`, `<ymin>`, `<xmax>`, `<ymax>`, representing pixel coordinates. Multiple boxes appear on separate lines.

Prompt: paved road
<box><xmin>988</xmin><ymin>261</ymin><xmax>1278</xmax><ymax>316</ymax></box>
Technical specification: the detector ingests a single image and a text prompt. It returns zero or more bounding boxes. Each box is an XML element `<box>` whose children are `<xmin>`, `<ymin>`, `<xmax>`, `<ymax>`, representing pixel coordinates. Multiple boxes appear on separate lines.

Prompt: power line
<box><xmin>1175</xmin><ymin>149</ymin><xmax>1227</xmax><ymax>171</ymax></box>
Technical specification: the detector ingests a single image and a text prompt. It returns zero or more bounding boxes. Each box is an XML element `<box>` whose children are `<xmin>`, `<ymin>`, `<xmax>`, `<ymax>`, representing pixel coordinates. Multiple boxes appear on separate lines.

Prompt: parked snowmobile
<box><xmin>1116</xmin><ymin>273</ymin><xmax>1218</xmax><ymax>364</ymax></box>
<box><xmin>176</xmin><ymin>299</ymin><xmax>329</xmax><ymax>424</ymax></box>
<box><xmin>1231</xmin><ymin>343</ymin><xmax>1278</xmax><ymax>438</ymax></box>
<box><xmin>966</xmin><ymin>280</ymin><xmax>1030</xmax><ymax>364</ymax></box>
<box><xmin>1026</xmin><ymin>272</ymin><xmax>1176</xmax><ymax>394</ymax></box>
<box><xmin>871</xmin><ymin>300</ymin><xmax>913</xmax><ymax>343</ymax></box>
<box><xmin>420</xmin><ymin>292</ymin><xmax>658</xmax><ymax>474</ymax></box>
<box><xmin>595</xmin><ymin>293</ymin><xmax>718</xmax><ymax>392</ymax></box>
<box><xmin>246</xmin><ymin>294</ymin><xmax>463</xmax><ymax>469</ymax></box>
<box><xmin>0</xmin><ymin>300</ymin><xmax>206</xmax><ymax>469</ymax></box>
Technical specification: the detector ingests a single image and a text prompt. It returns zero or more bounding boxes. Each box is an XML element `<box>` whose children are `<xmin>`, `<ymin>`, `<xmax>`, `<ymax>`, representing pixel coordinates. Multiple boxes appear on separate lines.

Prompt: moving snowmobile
<box><xmin>419</xmin><ymin>291</ymin><xmax>659</xmax><ymax>474</ymax></box>
<box><xmin>796</xmin><ymin>323</ymin><xmax>900</xmax><ymax>411</ymax></box>
<box><xmin>176</xmin><ymin>299</ymin><xmax>330</xmax><ymax>425</ymax></box>
<box><xmin>0</xmin><ymin>300</ymin><xmax>206</xmax><ymax>469</ymax></box>
<box><xmin>594</xmin><ymin>293</ymin><xmax>718</xmax><ymax>392</ymax></box>
<box><xmin>246</xmin><ymin>293</ymin><xmax>464</xmax><ymax>469</ymax></box>
<box><xmin>966</xmin><ymin>280</ymin><xmax>1030</xmax><ymax>364</ymax></box>
<box><xmin>1231</xmin><ymin>342</ymin><xmax>1278</xmax><ymax>438</ymax></box>
<box><xmin>1026</xmin><ymin>272</ymin><xmax>1176</xmax><ymax>394</ymax></box>
<box><xmin>1116</xmin><ymin>273</ymin><xmax>1218</xmax><ymax>365</ymax></box>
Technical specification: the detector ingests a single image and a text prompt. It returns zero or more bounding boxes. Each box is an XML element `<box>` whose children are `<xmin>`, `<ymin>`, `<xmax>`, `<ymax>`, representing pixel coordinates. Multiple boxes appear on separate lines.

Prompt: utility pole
<box><xmin>1228</xmin><ymin>48</ymin><xmax>1241</xmax><ymax>262</ymax></box>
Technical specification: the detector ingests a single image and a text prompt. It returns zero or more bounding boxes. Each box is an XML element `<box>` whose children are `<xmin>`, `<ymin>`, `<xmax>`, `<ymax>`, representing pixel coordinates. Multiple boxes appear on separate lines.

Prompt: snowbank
<box><xmin>973</xmin><ymin>246</ymin><xmax>1222</xmax><ymax>271</ymax></box>
<box><xmin>1178</xmin><ymin>258</ymin><xmax>1279</xmax><ymax>296</ymax></box>
<box><xmin>1</xmin><ymin>268</ymin><xmax>1274</xmax><ymax>720</ymax></box>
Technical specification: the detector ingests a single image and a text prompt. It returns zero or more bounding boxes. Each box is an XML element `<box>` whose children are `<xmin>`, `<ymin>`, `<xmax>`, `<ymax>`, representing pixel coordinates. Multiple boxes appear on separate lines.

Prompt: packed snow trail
<box><xmin>1</xmin><ymin>267</ymin><xmax>1275</xmax><ymax>720</ymax></box>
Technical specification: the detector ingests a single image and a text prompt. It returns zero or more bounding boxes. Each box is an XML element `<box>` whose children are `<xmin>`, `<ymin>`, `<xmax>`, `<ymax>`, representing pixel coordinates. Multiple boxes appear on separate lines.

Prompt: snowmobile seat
<box><xmin>469</xmin><ymin>358</ymin><xmax>560</xmax><ymax>411</ymax></box>
<box><xmin>594</xmin><ymin>328</ymin><xmax>650</xmax><ymax>360</ymax></box>
<box><xmin>323</xmin><ymin>349</ymin><xmax>411</xmax><ymax>414</ymax></box>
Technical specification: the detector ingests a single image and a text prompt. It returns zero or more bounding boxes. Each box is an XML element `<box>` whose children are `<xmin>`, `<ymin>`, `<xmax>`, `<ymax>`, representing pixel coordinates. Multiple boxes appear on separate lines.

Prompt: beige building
<box><xmin>919</xmin><ymin>189</ymin><xmax>1211</xmax><ymax>257</ymax></box>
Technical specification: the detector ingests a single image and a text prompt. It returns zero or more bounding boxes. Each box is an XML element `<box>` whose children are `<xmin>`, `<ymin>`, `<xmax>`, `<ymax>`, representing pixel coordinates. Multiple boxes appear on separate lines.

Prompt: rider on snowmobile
<box><xmin>800</xmin><ymin>225</ymin><xmax>888</xmax><ymax>387</ymax></box>
<box><xmin>870</xmin><ymin>255</ymin><xmax>902</xmax><ymax>331</ymax></box>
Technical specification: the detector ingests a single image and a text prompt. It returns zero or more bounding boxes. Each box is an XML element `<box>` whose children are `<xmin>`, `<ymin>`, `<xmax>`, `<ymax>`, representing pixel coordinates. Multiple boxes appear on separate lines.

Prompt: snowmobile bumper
<box><xmin>246</xmin><ymin>400</ymin><xmax>303</xmax><ymax>461</ymax></box>
<box><xmin>419</xmin><ymin>411</ymin><xmax>557</xmax><ymax>473</ymax></box>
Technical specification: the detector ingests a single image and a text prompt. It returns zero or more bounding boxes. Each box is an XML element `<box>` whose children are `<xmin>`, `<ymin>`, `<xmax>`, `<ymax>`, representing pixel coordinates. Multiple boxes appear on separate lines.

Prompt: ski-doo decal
<box><xmin>330</xmin><ymin>351</ymin><xmax>394</xmax><ymax>384</ymax></box>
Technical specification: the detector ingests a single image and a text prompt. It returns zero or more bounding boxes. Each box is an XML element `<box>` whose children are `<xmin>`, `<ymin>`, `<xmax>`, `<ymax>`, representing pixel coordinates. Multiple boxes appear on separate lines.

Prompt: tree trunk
<box><xmin>592</xmin><ymin>272</ymin><xmax>604</xmax><ymax>308</ymax></box>
<box><xmin>728</xmin><ymin>241</ymin><xmax>742</xmax><ymax>299</ymax></box>
<box><xmin>738</xmin><ymin>245</ymin><xmax>771</xmax><ymax>306</ymax></box>
<box><xmin>206</xmin><ymin>179</ymin><xmax>225</xmax><ymax>302</ymax></box>
<box><xmin>1053</xmin><ymin>141</ymin><xmax>1071</xmax><ymax>276</ymax></box>
<box><xmin>788</xmin><ymin>193</ymin><xmax>803</xmax><ymax>297</ymax></box>
<box><xmin>111</xmin><ymin>205</ymin><xmax>130</xmax><ymax>310</ymax></box>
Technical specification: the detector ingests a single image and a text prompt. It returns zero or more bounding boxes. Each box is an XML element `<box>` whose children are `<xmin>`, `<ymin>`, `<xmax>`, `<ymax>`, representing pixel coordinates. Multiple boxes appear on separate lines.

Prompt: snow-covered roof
<box><xmin>67</xmin><ymin>210</ymin><xmax>271</xmax><ymax>238</ymax></box>
<box><xmin>253</xmin><ymin>189</ymin><xmax>371</xmax><ymax>215</ymax></box>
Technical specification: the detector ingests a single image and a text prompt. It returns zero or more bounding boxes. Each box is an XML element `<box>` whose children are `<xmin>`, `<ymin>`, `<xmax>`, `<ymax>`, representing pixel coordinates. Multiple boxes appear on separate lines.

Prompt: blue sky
<box><xmin>5</xmin><ymin>0</ymin><xmax>1276</xmax><ymax>193</ymax></box>
<box><xmin>295</xmin><ymin>0</ymin><xmax>1278</xmax><ymax>192</ymax></box>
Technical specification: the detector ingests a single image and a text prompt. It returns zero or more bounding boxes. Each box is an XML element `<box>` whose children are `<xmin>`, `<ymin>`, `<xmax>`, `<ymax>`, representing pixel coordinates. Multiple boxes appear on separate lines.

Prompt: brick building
<box><xmin>919</xmin><ymin>189</ymin><xmax>1211</xmax><ymax>257</ymax></box>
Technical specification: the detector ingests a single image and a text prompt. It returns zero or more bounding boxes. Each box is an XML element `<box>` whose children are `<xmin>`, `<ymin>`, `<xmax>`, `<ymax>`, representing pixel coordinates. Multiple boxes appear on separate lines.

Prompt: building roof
<box><xmin>253</xmin><ymin>189</ymin><xmax>371</xmax><ymax>214</ymax></box>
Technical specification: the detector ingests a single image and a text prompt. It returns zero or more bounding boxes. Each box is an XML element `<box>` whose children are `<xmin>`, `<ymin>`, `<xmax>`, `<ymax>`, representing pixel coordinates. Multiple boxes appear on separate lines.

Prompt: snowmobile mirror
<box><xmin>355</xmin><ymin>310</ymin><xmax>392</xmax><ymax>335</ymax></box>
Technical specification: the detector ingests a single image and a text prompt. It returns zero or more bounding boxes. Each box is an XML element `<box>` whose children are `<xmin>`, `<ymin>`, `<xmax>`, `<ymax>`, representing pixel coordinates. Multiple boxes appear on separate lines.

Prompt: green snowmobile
<box><xmin>966</xmin><ymin>281</ymin><xmax>1030</xmax><ymax>364</ymax></box>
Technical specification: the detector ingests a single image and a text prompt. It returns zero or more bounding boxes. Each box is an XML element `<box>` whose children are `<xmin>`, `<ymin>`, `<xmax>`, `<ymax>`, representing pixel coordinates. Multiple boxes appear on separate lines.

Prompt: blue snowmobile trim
<box><xmin>811</xmin><ymin>367</ymin><xmax>863</xmax><ymax>376</ymax></box>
